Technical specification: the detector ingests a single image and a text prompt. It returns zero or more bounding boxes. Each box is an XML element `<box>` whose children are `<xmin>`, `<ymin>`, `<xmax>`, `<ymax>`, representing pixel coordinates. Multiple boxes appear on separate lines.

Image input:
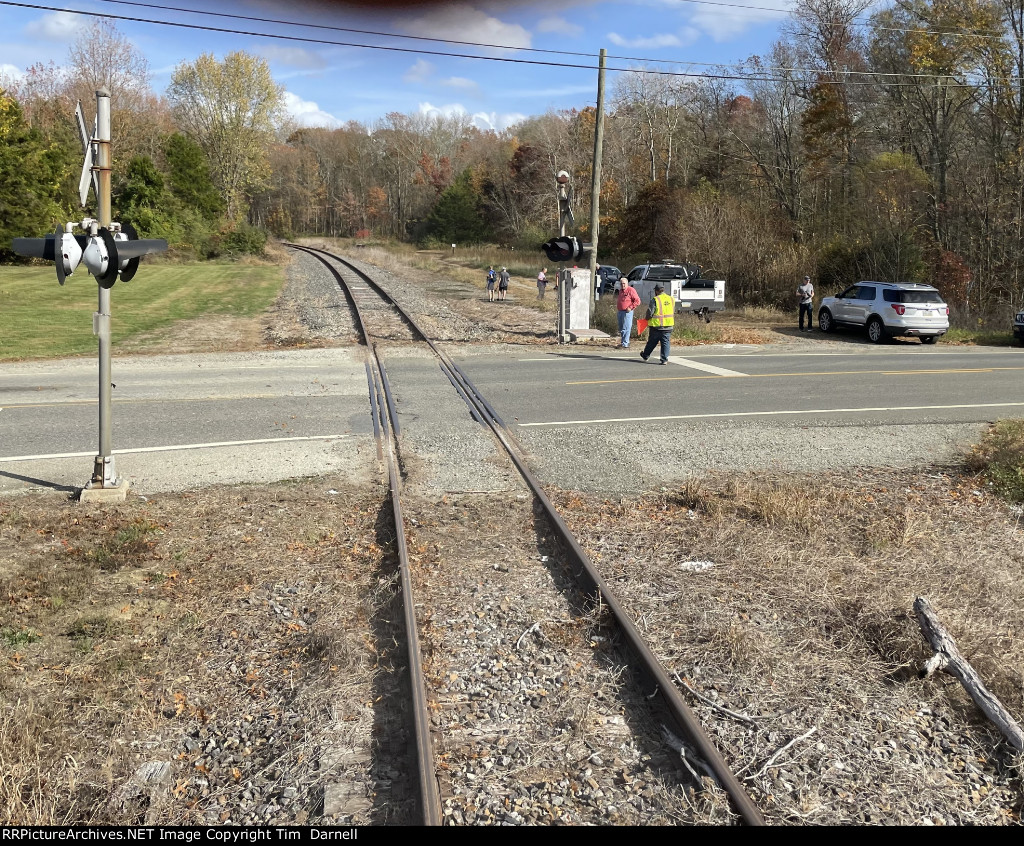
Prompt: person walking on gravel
<box><xmin>498</xmin><ymin>267</ymin><xmax>510</xmax><ymax>301</ymax></box>
<box><xmin>615</xmin><ymin>276</ymin><xmax>641</xmax><ymax>349</ymax></box>
<box><xmin>537</xmin><ymin>267</ymin><xmax>548</xmax><ymax>299</ymax></box>
<box><xmin>486</xmin><ymin>266</ymin><xmax>497</xmax><ymax>302</ymax></box>
<box><xmin>797</xmin><ymin>275</ymin><xmax>815</xmax><ymax>332</ymax></box>
<box><xmin>640</xmin><ymin>284</ymin><xmax>674</xmax><ymax>365</ymax></box>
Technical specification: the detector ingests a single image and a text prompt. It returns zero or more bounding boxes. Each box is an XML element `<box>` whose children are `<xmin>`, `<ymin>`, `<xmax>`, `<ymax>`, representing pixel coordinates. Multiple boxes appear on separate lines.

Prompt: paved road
<box><xmin>454</xmin><ymin>344</ymin><xmax>1024</xmax><ymax>427</ymax></box>
<box><xmin>1</xmin><ymin>342</ymin><xmax>1022</xmax><ymax>495</ymax></box>
<box><xmin>0</xmin><ymin>349</ymin><xmax>376</xmax><ymax>494</ymax></box>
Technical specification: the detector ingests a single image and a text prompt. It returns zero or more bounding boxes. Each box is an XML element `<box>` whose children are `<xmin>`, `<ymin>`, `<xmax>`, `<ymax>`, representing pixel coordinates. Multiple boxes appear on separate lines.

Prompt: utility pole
<box><xmin>588</xmin><ymin>49</ymin><xmax>607</xmax><ymax>323</ymax></box>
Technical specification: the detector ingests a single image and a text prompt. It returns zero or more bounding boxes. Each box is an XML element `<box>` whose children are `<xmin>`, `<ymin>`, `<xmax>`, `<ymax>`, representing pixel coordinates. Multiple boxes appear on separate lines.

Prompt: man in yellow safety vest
<box><xmin>640</xmin><ymin>284</ymin><xmax>675</xmax><ymax>365</ymax></box>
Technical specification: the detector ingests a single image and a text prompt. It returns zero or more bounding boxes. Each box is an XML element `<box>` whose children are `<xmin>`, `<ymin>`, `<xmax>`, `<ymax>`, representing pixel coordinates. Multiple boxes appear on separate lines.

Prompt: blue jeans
<box><xmin>799</xmin><ymin>302</ymin><xmax>813</xmax><ymax>330</ymax></box>
<box><xmin>641</xmin><ymin>327</ymin><xmax>672</xmax><ymax>363</ymax></box>
<box><xmin>617</xmin><ymin>310</ymin><xmax>634</xmax><ymax>346</ymax></box>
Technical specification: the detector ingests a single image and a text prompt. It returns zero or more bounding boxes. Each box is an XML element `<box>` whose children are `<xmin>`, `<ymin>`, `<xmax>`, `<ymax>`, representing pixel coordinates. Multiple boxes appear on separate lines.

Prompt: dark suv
<box><xmin>595</xmin><ymin>265</ymin><xmax>622</xmax><ymax>295</ymax></box>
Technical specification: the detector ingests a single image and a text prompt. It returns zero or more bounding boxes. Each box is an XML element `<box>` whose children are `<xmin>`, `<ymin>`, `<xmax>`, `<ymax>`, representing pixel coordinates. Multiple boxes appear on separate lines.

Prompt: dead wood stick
<box><xmin>673</xmin><ymin>671</ymin><xmax>759</xmax><ymax>726</ymax></box>
<box><xmin>747</xmin><ymin>725</ymin><xmax>818</xmax><ymax>781</ymax></box>
<box><xmin>913</xmin><ymin>596</ymin><xmax>1024</xmax><ymax>753</ymax></box>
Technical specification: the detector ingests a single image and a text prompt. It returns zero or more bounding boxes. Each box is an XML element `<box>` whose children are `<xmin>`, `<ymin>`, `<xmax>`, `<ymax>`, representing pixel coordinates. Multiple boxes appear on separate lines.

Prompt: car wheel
<box><xmin>818</xmin><ymin>308</ymin><xmax>834</xmax><ymax>333</ymax></box>
<box><xmin>920</xmin><ymin>335</ymin><xmax>937</xmax><ymax>345</ymax></box>
<box><xmin>867</xmin><ymin>317</ymin><xmax>886</xmax><ymax>344</ymax></box>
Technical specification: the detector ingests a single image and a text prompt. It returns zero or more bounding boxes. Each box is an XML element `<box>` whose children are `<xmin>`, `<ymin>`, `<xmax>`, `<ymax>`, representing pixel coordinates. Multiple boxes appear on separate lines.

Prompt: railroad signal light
<box><xmin>56</xmin><ymin>224</ymin><xmax>84</xmax><ymax>285</ymax></box>
<box><xmin>11</xmin><ymin>220</ymin><xmax>166</xmax><ymax>287</ymax></box>
<box><xmin>541</xmin><ymin>236</ymin><xmax>593</xmax><ymax>263</ymax></box>
<box><xmin>83</xmin><ymin>227</ymin><xmax>118</xmax><ymax>288</ymax></box>
<box><xmin>113</xmin><ymin>222</ymin><xmax>142</xmax><ymax>283</ymax></box>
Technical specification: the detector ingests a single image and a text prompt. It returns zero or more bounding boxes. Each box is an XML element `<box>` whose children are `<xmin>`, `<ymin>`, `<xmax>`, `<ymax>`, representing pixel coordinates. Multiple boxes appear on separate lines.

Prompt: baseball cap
<box><xmin>654</xmin><ymin>283</ymin><xmax>664</xmax><ymax>292</ymax></box>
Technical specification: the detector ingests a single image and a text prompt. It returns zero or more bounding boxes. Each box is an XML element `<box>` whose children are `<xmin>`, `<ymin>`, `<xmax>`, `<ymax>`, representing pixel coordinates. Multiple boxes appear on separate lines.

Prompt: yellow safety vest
<box><xmin>648</xmin><ymin>293</ymin><xmax>675</xmax><ymax>328</ymax></box>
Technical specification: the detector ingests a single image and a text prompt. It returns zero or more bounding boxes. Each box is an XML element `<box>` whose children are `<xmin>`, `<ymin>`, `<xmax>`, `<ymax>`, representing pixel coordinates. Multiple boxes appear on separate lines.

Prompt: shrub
<box><xmin>965</xmin><ymin>419</ymin><xmax>1024</xmax><ymax>502</ymax></box>
<box><xmin>220</xmin><ymin>221</ymin><xmax>268</xmax><ymax>257</ymax></box>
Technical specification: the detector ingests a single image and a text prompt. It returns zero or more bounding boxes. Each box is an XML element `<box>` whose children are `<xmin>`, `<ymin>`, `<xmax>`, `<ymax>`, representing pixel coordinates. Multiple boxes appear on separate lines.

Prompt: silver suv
<box><xmin>817</xmin><ymin>281</ymin><xmax>949</xmax><ymax>344</ymax></box>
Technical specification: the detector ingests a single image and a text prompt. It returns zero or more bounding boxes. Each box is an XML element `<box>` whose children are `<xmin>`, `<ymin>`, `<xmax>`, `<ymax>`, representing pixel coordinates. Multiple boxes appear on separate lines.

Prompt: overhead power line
<box><xmin>87</xmin><ymin>0</ymin><xmax>1015</xmax><ymax>68</ymax></box>
<box><xmin>80</xmin><ymin>0</ymin><xmax>1008</xmax><ymax>82</ymax></box>
<box><xmin>0</xmin><ymin>0</ymin><xmax>1014</xmax><ymax>88</ymax></box>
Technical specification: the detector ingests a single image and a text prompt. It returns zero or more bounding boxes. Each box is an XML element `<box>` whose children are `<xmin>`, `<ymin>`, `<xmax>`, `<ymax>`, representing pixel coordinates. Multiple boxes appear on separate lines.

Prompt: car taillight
<box><xmin>944</xmin><ymin>307</ymin><xmax>949</xmax><ymax>316</ymax></box>
<box><xmin>890</xmin><ymin>304</ymin><xmax>906</xmax><ymax>315</ymax></box>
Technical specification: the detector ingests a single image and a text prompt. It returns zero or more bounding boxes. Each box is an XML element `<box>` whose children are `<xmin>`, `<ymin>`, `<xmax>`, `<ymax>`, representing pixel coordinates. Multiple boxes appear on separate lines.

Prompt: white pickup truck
<box><xmin>626</xmin><ymin>261</ymin><xmax>725</xmax><ymax>323</ymax></box>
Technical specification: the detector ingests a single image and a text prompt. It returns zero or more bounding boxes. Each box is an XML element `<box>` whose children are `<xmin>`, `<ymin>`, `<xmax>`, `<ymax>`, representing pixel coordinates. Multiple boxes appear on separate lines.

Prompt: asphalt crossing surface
<box><xmin>1</xmin><ymin>343</ymin><xmax>1022</xmax><ymax>494</ymax></box>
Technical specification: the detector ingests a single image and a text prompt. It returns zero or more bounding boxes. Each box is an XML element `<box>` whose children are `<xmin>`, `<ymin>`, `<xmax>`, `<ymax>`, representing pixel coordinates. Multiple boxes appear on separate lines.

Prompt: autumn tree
<box><xmin>870</xmin><ymin>0</ymin><xmax>994</xmax><ymax>241</ymax></box>
<box><xmin>167</xmin><ymin>52</ymin><xmax>285</xmax><ymax>219</ymax></box>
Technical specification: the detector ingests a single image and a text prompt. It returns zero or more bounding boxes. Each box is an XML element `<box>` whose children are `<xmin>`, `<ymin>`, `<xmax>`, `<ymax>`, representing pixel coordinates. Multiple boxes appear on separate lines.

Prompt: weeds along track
<box><xmin>286</xmin><ymin>244</ymin><xmax>765</xmax><ymax>826</ymax></box>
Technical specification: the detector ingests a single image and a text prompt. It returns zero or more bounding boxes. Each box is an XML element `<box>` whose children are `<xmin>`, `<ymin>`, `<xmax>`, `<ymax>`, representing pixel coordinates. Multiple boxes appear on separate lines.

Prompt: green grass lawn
<box><xmin>0</xmin><ymin>263</ymin><xmax>284</xmax><ymax>360</ymax></box>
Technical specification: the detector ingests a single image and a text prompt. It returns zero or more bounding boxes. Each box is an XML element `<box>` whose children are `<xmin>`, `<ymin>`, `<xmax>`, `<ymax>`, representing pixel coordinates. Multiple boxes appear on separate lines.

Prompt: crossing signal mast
<box><xmin>543</xmin><ymin>171</ymin><xmax>593</xmax><ymax>343</ymax></box>
<box><xmin>11</xmin><ymin>88</ymin><xmax>167</xmax><ymax>501</ymax></box>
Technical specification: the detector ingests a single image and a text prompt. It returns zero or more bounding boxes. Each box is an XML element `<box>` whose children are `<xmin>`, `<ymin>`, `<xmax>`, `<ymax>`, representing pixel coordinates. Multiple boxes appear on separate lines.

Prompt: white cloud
<box><xmin>418</xmin><ymin>101</ymin><xmax>525</xmax><ymax>132</ymax></box>
<box><xmin>505</xmin><ymin>83</ymin><xmax>597</xmax><ymax>98</ymax></box>
<box><xmin>536</xmin><ymin>16</ymin><xmax>583</xmax><ymax>38</ymax></box>
<box><xmin>25</xmin><ymin>12</ymin><xmax>79</xmax><ymax>41</ymax></box>
<box><xmin>606</xmin><ymin>0</ymin><xmax>794</xmax><ymax>44</ymax></box>
<box><xmin>442</xmin><ymin>76</ymin><xmax>480</xmax><ymax>95</ymax></box>
<box><xmin>607</xmin><ymin>32</ymin><xmax>686</xmax><ymax>49</ymax></box>
<box><xmin>283</xmin><ymin>91</ymin><xmax>340</xmax><ymax>129</ymax></box>
<box><xmin>259</xmin><ymin>46</ymin><xmax>328</xmax><ymax>70</ymax></box>
<box><xmin>401</xmin><ymin>4</ymin><xmax>531</xmax><ymax>50</ymax></box>
<box><xmin>403</xmin><ymin>59</ymin><xmax>434</xmax><ymax>84</ymax></box>
<box><xmin>0</xmin><ymin>64</ymin><xmax>25</xmax><ymax>84</ymax></box>
<box><xmin>473</xmin><ymin>110</ymin><xmax>528</xmax><ymax>132</ymax></box>
<box><xmin>689</xmin><ymin>8</ymin><xmax>789</xmax><ymax>42</ymax></box>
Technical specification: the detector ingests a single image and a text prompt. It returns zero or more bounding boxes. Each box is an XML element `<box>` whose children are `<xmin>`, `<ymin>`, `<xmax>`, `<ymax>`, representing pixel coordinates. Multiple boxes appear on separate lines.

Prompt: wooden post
<box><xmin>914</xmin><ymin>596</ymin><xmax>1024</xmax><ymax>753</ymax></box>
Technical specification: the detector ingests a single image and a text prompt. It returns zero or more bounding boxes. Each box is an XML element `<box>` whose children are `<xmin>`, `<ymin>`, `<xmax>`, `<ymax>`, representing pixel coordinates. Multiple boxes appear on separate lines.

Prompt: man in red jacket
<box><xmin>615</xmin><ymin>276</ymin><xmax>641</xmax><ymax>349</ymax></box>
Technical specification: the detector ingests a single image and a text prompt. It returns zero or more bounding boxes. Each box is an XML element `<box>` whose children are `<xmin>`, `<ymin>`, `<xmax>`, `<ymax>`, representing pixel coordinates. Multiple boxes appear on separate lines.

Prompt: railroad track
<box><xmin>286</xmin><ymin>243</ymin><xmax>765</xmax><ymax>826</ymax></box>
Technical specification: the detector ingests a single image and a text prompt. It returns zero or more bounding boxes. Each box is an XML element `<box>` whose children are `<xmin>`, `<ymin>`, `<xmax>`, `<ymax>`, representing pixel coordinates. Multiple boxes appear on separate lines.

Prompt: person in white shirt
<box><xmin>797</xmin><ymin>275</ymin><xmax>815</xmax><ymax>332</ymax></box>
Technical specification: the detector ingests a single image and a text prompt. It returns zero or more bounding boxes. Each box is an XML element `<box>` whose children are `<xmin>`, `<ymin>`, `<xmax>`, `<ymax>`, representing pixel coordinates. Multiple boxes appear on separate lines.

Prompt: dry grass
<box><xmin>558</xmin><ymin>461</ymin><xmax>1024</xmax><ymax>822</ymax></box>
<box><xmin>0</xmin><ymin>479</ymin><xmax>406</xmax><ymax>824</ymax></box>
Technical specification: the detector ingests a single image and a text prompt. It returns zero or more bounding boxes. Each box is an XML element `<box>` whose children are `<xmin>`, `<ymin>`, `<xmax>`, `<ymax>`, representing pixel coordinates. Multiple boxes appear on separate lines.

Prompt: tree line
<box><xmin>4</xmin><ymin>3</ymin><xmax>1024</xmax><ymax>322</ymax></box>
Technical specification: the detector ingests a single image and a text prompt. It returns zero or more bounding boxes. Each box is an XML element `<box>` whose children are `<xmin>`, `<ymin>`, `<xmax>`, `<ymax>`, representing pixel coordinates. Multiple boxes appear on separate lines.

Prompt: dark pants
<box><xmin>799</xmin><ymin>302</ymin><xmax>813</xmax><ymax>330</ymax></box>
<box><xmin>641</xmin><ymin>327</ymin><xmax>672</xmax><ymax>363</ymax></box>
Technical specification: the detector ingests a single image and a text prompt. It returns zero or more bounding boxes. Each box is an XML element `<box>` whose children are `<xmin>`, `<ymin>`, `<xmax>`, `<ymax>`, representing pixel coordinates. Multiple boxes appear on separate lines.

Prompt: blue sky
<box><xmin>0</xmin><ymin>0</ymin><xmax>804</xmax><ymax>131</ymax></box>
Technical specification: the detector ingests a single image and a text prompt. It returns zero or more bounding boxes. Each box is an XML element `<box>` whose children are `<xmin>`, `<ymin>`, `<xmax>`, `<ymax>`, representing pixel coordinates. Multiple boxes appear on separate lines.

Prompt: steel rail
<box><xmin>291</xmin><ymin>244</ymin><xmax>766</xmax><ymax>826</ymax></box>
<box><xmin>286</xmin><ymin>244</ymin><xmax>442</xmax><ymax>826</ymax></box>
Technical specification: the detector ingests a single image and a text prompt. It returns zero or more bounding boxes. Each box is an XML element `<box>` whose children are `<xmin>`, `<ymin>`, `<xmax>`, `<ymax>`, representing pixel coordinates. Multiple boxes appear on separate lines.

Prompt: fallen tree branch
<box><xmin>673</xmin><ymin>672</ymin><xmax>759</xmax><ymax>726</ymax></box>
<box><xmin>914</xmin><ymin>596</ymin><xmax>1024</xmax><ymax>753</ymax></box>
<box><xmin>662</xmin><ymin>726</ymin><xmax>715</xmax><ymax>782</ymax></box>
<box><xmin>736</xmin><ymin>725</ymin><xmax>818</xmax><ymax>780</ymax></box>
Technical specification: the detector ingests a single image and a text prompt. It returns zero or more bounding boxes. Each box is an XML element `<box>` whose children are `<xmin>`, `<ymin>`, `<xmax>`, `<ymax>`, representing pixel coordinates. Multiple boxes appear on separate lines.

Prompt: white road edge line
<box><xmin>666</xmin><ymin>356</ymin><xmax>746</xmax><ymax>376</ymax></box>
<box><xmin>517</xmin><ymin>401</ymin><xmax>1024</xmax><ymax>427</ymax></box>
<box><xmin>0</xmin><ymin>434</ymin><xmax>353</xmax><ymax>464</ymax></box>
